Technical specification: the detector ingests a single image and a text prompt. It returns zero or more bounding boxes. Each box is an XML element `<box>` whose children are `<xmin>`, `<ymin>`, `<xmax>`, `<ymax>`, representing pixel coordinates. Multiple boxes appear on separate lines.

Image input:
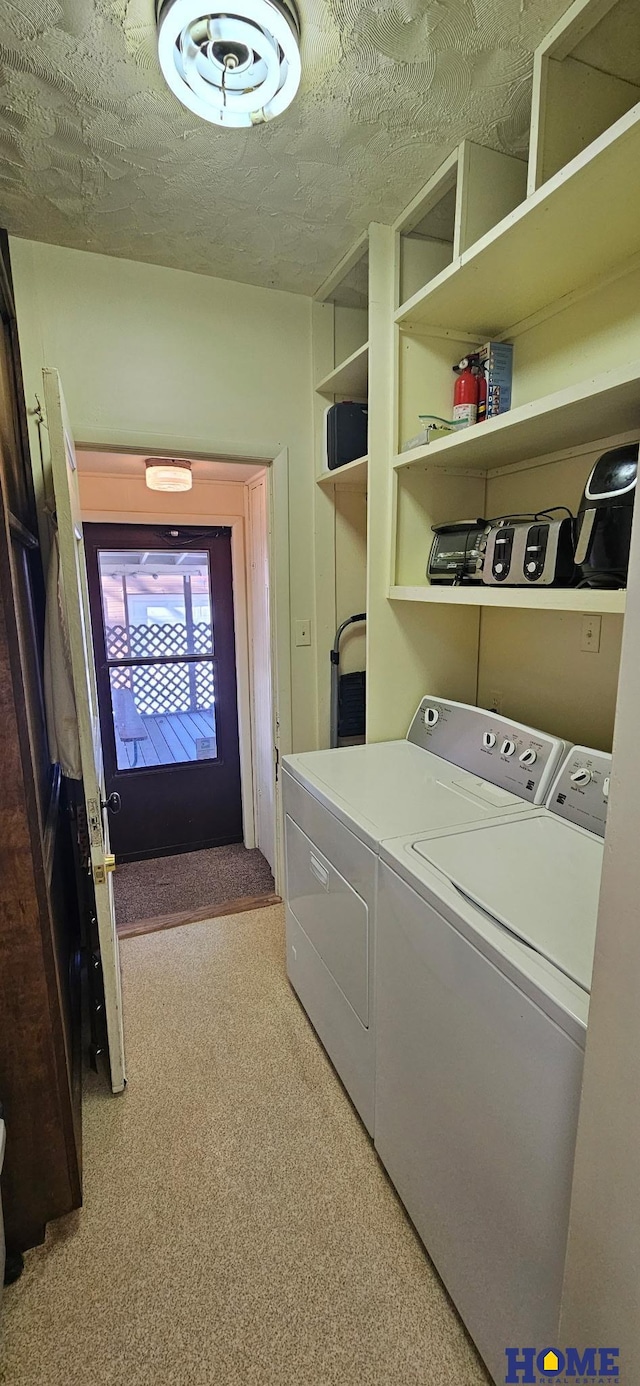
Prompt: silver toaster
<box><xmin>482</xmin><ymin>517</ymin><xmax>576</xmax><ymax>586</ymax></box>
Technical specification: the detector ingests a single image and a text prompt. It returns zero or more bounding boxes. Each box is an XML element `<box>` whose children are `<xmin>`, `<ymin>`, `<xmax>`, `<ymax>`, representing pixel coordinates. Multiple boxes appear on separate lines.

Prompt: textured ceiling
<box><xmin>0</xmin><ymin>0</ymin><xmax>571</xmax><ymax>295</ymax></box>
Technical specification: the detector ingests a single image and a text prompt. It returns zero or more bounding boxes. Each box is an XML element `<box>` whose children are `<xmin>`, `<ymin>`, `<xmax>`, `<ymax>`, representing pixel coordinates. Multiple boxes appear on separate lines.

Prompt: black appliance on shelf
<box><xmin>427</xmin><ymin>520</ymin><xmax>487</xmax><ymax>584</ymax></box>
<box><xmin>574</xmin><ymin>443</ymin><xmax>638</xmax><ymax>587</ymax></box>
<box><xmin>325</xmin><ymin>401</ymin><xmax>368</xmax><ymax>471</ymax></box>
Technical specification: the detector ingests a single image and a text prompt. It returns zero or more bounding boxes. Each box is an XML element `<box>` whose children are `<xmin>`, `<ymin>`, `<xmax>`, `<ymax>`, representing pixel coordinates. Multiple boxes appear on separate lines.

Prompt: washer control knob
<box><xmin>483</xmin><ymin>731</ymin><xmax>496</xmax><ymax>749</ymax></box>
<box><xmin>501</xmin><ymin>739</ymin><xmax>516</xmax><ymax>757</ymax></box>
<box><xmin>519</xmin><ymin>748</ymin><xmax>537</xmax><ymax>766</ymax></box>
<box><xmin>603</xmin><ymin>776</ymin><xmax>610</xmax><ymax>800</ymax></box>
<box><xmin>495</xmin><ymin>563</ymin><xmax>504</xmax><ymax>574</ymax></box>
<box><xmin>571</xmin><ymin>767</ymin><xmax>592</xmax><ymax>787</ymax></box>
<box><xmin>424</xmin><ymin>706</ymin><xmax>439</xmax><ymax>727</ymax></box>
<box><xmin>526</xmin><ymin>561</ymin><xmax>537</xmax><ymax>574</ymax></box>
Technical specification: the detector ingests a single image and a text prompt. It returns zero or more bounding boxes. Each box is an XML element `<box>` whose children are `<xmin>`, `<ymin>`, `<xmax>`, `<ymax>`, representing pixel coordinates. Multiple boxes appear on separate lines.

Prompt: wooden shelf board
<box><xmin>316</xmin><ymin>454</ymin><xmax>368</xmax><ymax>488</ymax></box>
<box><xmin>389</xmin><ymin>585</ymin><xmax>626</xmax><ymax>614</ymax></box>
<box><xmin>395</xmin><ymin>102</ymin><xmax>640</xmax><ymax>336</ymax></box>
<box><xmin>394</xmin><ymin>359</ymin><xmax>640</xmax><ymax>474</ymax></box>
<box><xmin>315</xmin><ymin>342</ymin><xmax>369</xmax><ymax>398</ymax></box>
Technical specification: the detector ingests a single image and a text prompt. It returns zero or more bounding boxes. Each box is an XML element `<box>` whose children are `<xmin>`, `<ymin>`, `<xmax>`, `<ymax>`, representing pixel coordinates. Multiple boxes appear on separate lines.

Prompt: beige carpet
<box><xmin>0</xmin><ymin>906</ymin><xmax>489</xmax><ymax>1386</ymax></box>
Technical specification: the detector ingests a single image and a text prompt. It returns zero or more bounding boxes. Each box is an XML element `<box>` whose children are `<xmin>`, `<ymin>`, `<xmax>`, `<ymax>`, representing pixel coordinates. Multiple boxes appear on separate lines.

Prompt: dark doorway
<box><xmin>85</xmin><ymin>524</ymin><xmax>243</xmax><ymax>862</ymax></box>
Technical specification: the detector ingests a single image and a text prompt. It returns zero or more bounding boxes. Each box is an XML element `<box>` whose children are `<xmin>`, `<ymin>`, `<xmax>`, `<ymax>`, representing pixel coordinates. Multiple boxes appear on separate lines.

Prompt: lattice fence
<box><xmin>107</xmin><ymin>623</ymin><xmax>215</xmax><ymax>716</ymax></box>
<box><xmin>106</xmin><ymin>622</ymin><xmax>212</xmax><ymax>659</ymax></box>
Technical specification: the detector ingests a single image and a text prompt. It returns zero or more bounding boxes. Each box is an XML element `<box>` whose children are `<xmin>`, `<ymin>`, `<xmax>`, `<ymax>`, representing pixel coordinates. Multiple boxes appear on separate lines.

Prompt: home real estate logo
<box><xmin>504</xmin><ymin>1346</ymin><xmax>620</xmax><ymax>1384</ymax></box>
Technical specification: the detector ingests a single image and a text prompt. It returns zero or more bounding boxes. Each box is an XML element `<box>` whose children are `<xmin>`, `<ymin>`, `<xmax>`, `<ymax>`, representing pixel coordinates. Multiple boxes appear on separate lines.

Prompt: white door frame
<box><xmin>75</xmin><ymin>432</ymin><xmax>292</xmax><ymax>894</ymax></box>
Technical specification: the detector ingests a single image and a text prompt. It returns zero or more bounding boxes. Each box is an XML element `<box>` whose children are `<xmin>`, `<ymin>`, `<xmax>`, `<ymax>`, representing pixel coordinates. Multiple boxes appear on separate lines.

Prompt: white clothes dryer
<box><xmin>282</xmin><ymin>697</ymin><xmax>568</xmax><ymax>1134</ymax></box>
<box><xmin>375</xmin><ymin>746</ymin><xmax>610</xmax><ymax>1385</ymax></box>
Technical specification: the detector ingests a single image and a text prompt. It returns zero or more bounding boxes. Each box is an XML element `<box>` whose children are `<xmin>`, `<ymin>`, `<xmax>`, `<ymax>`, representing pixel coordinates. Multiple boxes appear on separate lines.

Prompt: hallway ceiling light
<box><xmin>156</xmin><ymin>0</ymin><xmax>301</xmax><ymax>128</ymax></box>
<box><xmin>145</xmin><ymin>458</ymin><xmax>193</xmax><ymax>492</ymax></box>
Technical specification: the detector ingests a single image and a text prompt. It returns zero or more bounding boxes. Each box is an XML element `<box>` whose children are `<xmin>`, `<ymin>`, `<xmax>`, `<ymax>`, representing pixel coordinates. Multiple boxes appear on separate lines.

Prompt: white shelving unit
<box><xmin>395</xmin><ymin>103</ymin><xmax>640</xmax><ymax>337</ymax></box>
<box><xmin>307</xmin><ymin>0</ymin><xmax>639</xmax><ymax>757</ymax></box>
<box><xmin>388</xmin><ymin>585</ymin><xmax>626</xmax><ymax>614</ymax></box>
<box><xmin>395</xmin><ymin>359</ymin><xmax>640</xmax><ymax>475</ymax></box>
<box><xmin>312</xmin><ymin>236</ymin><xmax>370</xmax><ymax>742</ymax></box>
<box><xmin>316</xmin><ymin>455</ymin><xmax>368</xmax><ymax>488</ymax></box>
<box><xmin>395</xmin><ymin>141</ymin><xmax>527</xmax><ymax>315</ymax></box>
<box><xmin>359</xmin><ymin>0</ymin><xmax>640</xmax><ymax>754</ymax></box>
<box><xmin>528</xmin><ymin>0</ymin><xmax>640</xmax><ymax>195</ymax></box>
<box><xmin>316</xmin><ymin>343</ymin><xmax>368</xmax><ymax>400</ymax></box>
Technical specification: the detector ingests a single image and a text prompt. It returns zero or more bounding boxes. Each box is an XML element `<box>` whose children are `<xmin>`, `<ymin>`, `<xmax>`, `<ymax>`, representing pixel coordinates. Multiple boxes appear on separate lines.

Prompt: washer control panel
<box><xmin>547</xmin><ymin>746</ymin><xmax>612</xmax><ymax>837</ymax></box>
<box><xmin>407</xmin><ymin>697</ymin><xmax>568</xmax><ymax>804</ymax></box>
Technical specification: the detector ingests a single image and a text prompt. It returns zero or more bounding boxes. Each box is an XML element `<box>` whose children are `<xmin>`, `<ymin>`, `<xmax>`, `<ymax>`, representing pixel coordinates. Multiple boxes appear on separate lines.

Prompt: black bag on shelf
<box><xmin>325</xmin><ymin>401</ymin><xmax>368</xmax><ymax>471</ymax></box>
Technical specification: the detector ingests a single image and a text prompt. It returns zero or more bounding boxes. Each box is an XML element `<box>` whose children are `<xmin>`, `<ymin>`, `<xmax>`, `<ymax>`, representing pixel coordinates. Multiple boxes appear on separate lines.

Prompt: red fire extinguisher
<box><xmin>452</xmin><ymin>356</ymin><xmax>479</xmax><ymax>429</ymax></box>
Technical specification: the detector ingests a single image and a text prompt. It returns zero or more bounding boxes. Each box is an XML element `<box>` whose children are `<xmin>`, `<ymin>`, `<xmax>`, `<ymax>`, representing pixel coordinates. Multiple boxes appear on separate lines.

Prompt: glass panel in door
<box><xmin>98</xmin><ymin>549</ymin><xmax>218</xmax><ymax>769</ymax></box>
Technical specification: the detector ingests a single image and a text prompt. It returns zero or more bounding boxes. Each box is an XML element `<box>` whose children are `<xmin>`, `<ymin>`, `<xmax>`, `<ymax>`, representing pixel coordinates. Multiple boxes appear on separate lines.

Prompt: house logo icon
<box><xmin>504</xmin><ymin>1344</ymin><xmax>620</xmax><ymax>1383</ymax></box>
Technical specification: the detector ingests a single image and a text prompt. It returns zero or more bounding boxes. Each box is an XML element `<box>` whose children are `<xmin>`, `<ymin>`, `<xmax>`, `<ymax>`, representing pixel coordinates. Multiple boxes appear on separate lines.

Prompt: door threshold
<box><xmin>117</xmin><ymin>892</ymin><xmax>281</xmax><ymax>939</ymax></box>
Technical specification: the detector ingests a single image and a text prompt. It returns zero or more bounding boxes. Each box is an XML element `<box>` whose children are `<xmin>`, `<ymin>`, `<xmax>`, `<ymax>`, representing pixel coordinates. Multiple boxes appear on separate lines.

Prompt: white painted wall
<box><xmin>560</xmin><ymin>468</ymin><xmax>640</xmax><ymax>1374</ymax></box>
<box><xmin>10</xmin><ymin>237</ymin><xmax>317</xmax><ymax>753</ymax></box>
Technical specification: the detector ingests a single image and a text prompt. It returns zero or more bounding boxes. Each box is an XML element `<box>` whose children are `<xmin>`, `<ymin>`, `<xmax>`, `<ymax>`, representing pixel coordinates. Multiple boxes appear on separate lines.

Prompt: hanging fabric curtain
<box><xmin>43</xmin><ymin>530</ymin><xmax>82</xmax><ymax>779</ymax></box>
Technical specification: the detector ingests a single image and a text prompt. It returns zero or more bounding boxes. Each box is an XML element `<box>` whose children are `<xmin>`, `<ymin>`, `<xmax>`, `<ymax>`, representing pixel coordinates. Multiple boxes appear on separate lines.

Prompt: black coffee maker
<box><xmin>575</xmin><ymin>442</ymin><xmax>638</xmax><ymax>587</ymax></box>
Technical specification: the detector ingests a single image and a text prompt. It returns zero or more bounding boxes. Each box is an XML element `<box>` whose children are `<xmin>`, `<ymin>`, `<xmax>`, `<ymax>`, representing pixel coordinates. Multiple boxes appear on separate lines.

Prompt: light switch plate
<box><xmin>295</xmin><ymin>619</ymin><xmax>311</xmax><ymax>647</ymax></box>
<box><xmin>581</xmin><ymin>614</ymin><xmax>601</xmax><ymax>653</ymax></box>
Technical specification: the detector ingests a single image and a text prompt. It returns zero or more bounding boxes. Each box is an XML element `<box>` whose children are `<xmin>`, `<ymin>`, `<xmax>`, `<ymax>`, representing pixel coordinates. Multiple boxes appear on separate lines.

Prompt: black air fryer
<box><xmin>575</xmin><ymin>443</ymin><xmax>638</xmax><ymax>587</ymax></box>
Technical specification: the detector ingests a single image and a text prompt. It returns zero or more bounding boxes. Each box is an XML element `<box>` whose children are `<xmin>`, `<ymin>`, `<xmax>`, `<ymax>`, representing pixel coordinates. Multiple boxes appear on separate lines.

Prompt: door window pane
<box><xmin>98</xmin><ymin>549</ymin><xmax>214</xmax><ymax>658</ymax></box>
<box><xmin>109</xmin><ymin>663</ymin><xmax>217</xmax><ymax>769</ymax></box>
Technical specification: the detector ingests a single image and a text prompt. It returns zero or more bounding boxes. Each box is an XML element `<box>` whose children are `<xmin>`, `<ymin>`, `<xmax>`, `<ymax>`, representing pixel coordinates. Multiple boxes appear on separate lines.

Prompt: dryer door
<box><xmin>286</xmin><ymin>817</ymin><xmax>369</xmax><ymax>1025</ymax></box>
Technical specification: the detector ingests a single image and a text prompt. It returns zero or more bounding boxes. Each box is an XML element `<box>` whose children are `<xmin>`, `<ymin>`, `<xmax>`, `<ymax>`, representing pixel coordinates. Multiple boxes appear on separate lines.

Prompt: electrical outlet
<box><xmin>488</xmin><ymin>690</ymin><xmax>503</xmax><ymax>714</ymax></box>
<box><xmin>581</xmin><ymin>614</ymin><xmax>601</xmax><ymax>653</ymax></box>
<box><xmin>294</xmin><ymin>618</ymin><xmax>311</xmax><ymax>647</ymax></box>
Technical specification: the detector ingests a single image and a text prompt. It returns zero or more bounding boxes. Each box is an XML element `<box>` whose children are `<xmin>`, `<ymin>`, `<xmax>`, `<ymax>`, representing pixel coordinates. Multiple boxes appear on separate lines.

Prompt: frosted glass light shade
<box><xmin>156</xmin><ymin>0</ymin><xmax>301</xmax><ymax>128</ymax></box>
<box><xmin>145</xmin><ymin>459</ymin><xmax>193</xmax><ymax>492</ymax></box>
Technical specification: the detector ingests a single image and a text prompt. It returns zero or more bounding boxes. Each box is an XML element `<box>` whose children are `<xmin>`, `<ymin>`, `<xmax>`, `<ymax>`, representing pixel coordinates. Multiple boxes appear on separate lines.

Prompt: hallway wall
<box><xmin>10</xmin><ymin>238</ymin><xmax>317</xmax><ymax>752</ymax></box>
<box><xmin>77</xmin><ymin>468</ymin><xmax>248</xmax><ymax>520</ymax></box>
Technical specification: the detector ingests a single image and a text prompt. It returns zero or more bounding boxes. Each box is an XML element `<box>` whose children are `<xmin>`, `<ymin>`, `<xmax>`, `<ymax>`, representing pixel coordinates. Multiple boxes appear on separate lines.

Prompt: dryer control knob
<box><xmin>495</xmin><ymin>562</ymin><xmax>504</xmax><ymax>574</ymax></box>
<box><xmin>501</xmin><ymin>739</ymin><xmax>516</xmax><ymax>757</ymax></box>
<box><xmin>424</xmin><ymin>706</ymin><xmax>439</xmax><ymax>727</ymax></box>
<box><xmin>483</xmin><ymin>731</ymin><xmax>496</xmax><ymax>749</ymax></box>
<box><xmin>571</xmin><ymin>767</ymin><xmax>592</xmax><ymax>787</ymax></box>
<box><xmin>603</xmin><ymin>776</ymin><xmax>610</xmax><ymax>800</ymax></box>
<box><xmin>519</xmin><ymin>748</ymin><xmax>537</xmax><ymax>766</ymax></box>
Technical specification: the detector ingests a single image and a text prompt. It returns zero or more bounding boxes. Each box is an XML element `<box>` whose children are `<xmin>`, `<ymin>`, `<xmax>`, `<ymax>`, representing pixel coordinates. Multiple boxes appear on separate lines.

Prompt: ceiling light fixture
<box><xmin>156</xmin><ymin>0</ymin><xmax>301</xmax><ymax>128</ymax></box>
<box><xmin>145</xmin><ymin>458</ymin><xmax>193</xmax><ymax>492</ymax></box>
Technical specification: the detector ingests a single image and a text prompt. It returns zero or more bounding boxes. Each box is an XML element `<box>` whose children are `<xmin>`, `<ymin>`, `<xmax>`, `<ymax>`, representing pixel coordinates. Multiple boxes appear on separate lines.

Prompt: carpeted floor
<box><xmin>113</xmin><ymin>842</ymin><xmax>275</xmax><ymax>926</ymax></box>
<box><xmin>0</xmin><ymin>905</ymin><xmax>489</xmax><ymax>1386</ymax></box>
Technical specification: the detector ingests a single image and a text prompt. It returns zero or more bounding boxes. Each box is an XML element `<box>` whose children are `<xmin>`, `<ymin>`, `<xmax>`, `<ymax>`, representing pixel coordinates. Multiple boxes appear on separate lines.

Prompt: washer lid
<box><xmin>413</xmin><ymin>815</ymin><xmax>604</xmax><ymax>992</ymax></box>
<box><xmin>286</xmin><ymin>740</ymin><xmax>524</xmax><ymax>842</ymax></box>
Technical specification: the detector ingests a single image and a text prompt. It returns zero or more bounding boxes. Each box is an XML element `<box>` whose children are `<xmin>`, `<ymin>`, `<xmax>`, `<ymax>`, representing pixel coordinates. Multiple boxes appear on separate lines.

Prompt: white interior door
<box><xmin>43</xmin><ymin>367</ymin><xmax>126</xmax><ymax>1094</ymax></box>
<box><xmin>247</xmin><ymin>472</ymin><xmax>276</xmax><ymax>872</ymax></box>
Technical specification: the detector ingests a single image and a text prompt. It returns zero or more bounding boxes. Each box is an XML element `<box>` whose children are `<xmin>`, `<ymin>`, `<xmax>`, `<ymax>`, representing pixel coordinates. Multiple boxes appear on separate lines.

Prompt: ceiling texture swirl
<box><xmin>0</xmin><ymin>0</ymin><xmax>569</xmax><ymax>294</ymax></box>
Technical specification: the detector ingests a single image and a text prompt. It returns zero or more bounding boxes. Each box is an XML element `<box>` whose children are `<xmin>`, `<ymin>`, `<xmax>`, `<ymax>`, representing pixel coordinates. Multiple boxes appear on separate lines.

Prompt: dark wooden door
<box><xmin>85</xmin><ymin>524</ymin><xmax>243</xmax><ymax>861</ymax></box>
<box><xmin>0</xmin><ymin>232</ymin><xmax>82</xmax><ymax>1251</ymax></box>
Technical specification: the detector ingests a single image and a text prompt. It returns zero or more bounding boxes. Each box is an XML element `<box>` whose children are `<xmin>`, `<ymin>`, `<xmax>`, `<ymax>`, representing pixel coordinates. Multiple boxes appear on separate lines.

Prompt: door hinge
<box><xmin>274</xmin><ymin>746</ymin><xmax>280</xmax><ymax>782</ymax></box>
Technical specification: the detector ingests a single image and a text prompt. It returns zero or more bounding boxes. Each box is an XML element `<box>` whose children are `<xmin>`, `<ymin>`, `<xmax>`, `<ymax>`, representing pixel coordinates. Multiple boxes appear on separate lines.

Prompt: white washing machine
<box><xmin>375</xmin><ymin>746</ymin><xmax>611</xmax><ymax>1386</ymax></box>
<box><xmin>282</xmin><ymin>697</ymin><xmax>568</xmax><ymax>1134</ymax></box>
